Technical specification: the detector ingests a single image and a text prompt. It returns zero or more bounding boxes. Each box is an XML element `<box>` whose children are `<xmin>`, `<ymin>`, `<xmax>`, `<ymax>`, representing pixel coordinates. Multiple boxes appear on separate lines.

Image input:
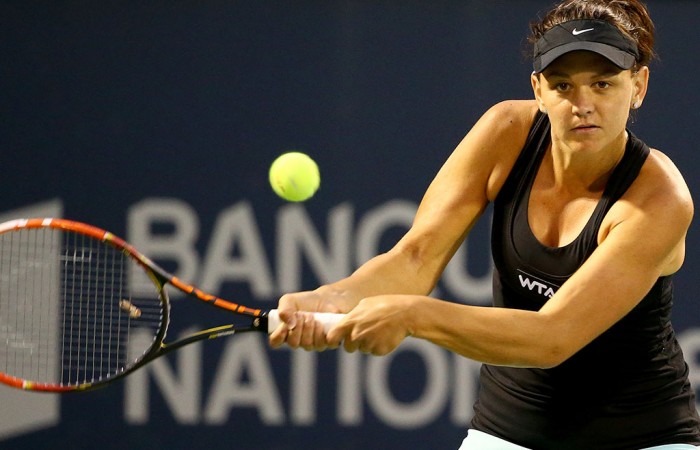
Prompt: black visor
<box><xmin>533</xmin><ymin>19</ymin><xmax>640</xmax><ymax>73</ymax></box>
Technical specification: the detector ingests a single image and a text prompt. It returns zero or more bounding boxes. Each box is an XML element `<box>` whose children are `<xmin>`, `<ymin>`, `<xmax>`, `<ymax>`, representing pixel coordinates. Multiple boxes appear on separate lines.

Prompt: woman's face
<box><xmin>531</xmin><ymin>50</ymin><xmax>649</xmax><ymax>155</ymax></box>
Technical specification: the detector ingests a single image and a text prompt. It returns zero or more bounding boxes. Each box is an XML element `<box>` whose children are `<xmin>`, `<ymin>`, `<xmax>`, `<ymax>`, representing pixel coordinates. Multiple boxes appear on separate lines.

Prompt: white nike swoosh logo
<box><xmin>572</xmin><ymin>27</ymin><xmax>594</xmax><ymax>36</ymax></box>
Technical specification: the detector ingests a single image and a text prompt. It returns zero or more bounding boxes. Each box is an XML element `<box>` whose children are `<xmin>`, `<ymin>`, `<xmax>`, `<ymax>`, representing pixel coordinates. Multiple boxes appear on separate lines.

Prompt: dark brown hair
<box><xmin>528</xmin><ymin>0</ymin><xmax>656</xmax><ymax>68</ymax></box>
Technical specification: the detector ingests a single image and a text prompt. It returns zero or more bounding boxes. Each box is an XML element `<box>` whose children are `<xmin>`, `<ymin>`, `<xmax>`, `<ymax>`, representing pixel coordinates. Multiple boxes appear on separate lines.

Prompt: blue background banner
<box><xmin>1</xmin><ymin>1</ymin><xmax>699</xmax><ymax>449</ymax></box>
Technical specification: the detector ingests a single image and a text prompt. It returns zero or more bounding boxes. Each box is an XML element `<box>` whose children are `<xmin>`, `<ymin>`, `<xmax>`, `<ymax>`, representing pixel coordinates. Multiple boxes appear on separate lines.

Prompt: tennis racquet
<box><xmin>0</xmin><ymin>218</ymin><xmax>342</xmax><ymax>393</ymax></box>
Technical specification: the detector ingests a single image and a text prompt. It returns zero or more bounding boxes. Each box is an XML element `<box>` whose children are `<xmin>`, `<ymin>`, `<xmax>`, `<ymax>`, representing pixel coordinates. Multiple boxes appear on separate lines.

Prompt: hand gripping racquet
<box><xmin>0</xmin><ymin>218</ymin><xmax>342</xmax><ymax>392</ymax></box>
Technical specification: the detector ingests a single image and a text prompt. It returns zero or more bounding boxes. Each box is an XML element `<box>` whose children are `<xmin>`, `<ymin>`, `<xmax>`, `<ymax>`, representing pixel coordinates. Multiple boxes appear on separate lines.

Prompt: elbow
<box><xmin>497</xmin><ymin>339</ymin><xmax>573</xmax><ymax>369</ymax></box>
<box><xmin>499</xmin><ymin>347</ymin><xmax>568</xmax><ymax>370</ymax></box>
<box><xmin>524</xmin><ymin>311</ymin><xmax>584</xmax><ymax>369</ymax></box>
<box><xmin>390</xmin><ymin>241</ymin><xmax>444</xmax><ymax>294</ymax></box>
<box><xmin>534</xmin><ymin>350</ymin><xmax>568</xmax><ymax>369</ymax></box>
<box><xmin>532</xmin><ymin>339</ymin><xmax>580</xmax><ymax>369</ymax></box>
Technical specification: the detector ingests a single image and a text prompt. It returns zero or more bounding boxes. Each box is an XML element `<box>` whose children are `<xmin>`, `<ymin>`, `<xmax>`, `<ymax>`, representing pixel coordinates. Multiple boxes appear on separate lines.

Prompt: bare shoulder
<box><xmin>474</xmin><ymin>100</ymin><xmax>540</xmax><ymax>200</ymax></box>
<box><xmin>638</xmin><ymin>148</ymin><xmax>693</xmax><ymax>219</ymax></box>
<box><xmin>604</xmin><ymin>147</ymin><xmax>694</xmax><ymax>247</ymax></box>
<box><xmin>426</xmin><ymin>100</ymin><xmax>540</xmax><ymax>207</ymax></box>
<box><xmin>601</xmin><ymin>148</ymin><xmax>694</xmax><ymax>274</ymax></box>
<box><xmin>478</xmin><ymin>99</ymin><xmax>540</xmax><ymax>136</ymax></box>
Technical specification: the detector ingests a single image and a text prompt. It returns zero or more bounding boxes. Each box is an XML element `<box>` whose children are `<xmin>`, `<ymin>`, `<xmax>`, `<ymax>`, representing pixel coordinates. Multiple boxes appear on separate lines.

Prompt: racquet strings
<box><xmin>0</xmin><ymin>227</ymin><xmax>164</xmax><ymax>387</ymax></box>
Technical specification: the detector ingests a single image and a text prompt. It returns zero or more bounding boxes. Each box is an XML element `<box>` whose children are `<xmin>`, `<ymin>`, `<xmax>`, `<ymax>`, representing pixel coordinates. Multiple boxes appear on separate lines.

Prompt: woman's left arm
<box><xmin>328</xmin><ymin>150</ymin><xmax>694</xmax><ymax>366</ymax></box>
<box><xmin>531</xmin><ymin>150</ymin><xmax>694</xmax><ymax>363</ymax></box>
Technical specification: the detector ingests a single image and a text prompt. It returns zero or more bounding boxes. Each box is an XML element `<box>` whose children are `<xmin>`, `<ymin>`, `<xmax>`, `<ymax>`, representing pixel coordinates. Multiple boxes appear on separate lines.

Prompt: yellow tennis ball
<box><xmin>269</xmin><ymin>152</ymin><xmax>320</xmax><ymax>202</ymax></box>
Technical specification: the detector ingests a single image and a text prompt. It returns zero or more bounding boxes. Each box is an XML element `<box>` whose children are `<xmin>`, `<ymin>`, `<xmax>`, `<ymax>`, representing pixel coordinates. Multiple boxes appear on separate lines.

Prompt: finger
<box><xmin>312</xmin><ymin>317</ymin><xmax>328</xmax><ymax>351</ymax></box>
<box><xmin>343</xmin><ymin>337</ymin><xmax>359</xmax><ymax>353</ymax></box>
<box><xmin>277</xmin><ymin>296</ymin><xmax>298</xmax><ymax>330</ymax></box>
<box><xmin>300</xmin><ymin>313</ymin><xmax>316</xmax><ymax>350</ymax></box>
<box><xmin>326</xmin><ymin>316</ymin><xmax>350</xmax><ymax>348</ymax></box>
<box><xmin>359</xmin><ymin>344</ymin><xmax>371</xmax><ymax>355</ymax></box>
<box><xmin>298</xmin><ymin>313</ymin><xmax>329</xmax><ymax>352</ymax></box>
<box><xmin>268</xmin><ymin>325</ymin><xmax>288</xmax><ymax>349</ymax></box>
<box><xmin>286</xmin><ymin>312</ymin><xmax>304</xmax><ymax>348</ymax></box>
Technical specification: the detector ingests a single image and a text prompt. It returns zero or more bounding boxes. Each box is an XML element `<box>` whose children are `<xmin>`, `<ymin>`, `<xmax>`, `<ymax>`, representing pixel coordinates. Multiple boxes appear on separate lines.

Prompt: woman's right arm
<box><xmin>270</xmin><ymin>100</ymin><xmax>538</xmax><ymax>349</ymax></box>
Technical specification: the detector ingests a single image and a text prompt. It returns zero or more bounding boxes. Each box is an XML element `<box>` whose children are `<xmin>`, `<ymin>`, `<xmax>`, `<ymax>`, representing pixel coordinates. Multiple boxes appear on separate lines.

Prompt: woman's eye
<box><xmin>555</xmin><ymin>83</ymin><xmax>570</xmax><ymax>91</ymax></box>
<box><xmin>596</xmin><ymin>81</ymin><xmax>610</xmax><ymax>89</ymax></box>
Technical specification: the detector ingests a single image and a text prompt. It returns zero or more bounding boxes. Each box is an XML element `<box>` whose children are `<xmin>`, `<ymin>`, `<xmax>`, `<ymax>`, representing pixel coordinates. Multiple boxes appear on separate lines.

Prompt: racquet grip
<box><xmin>266</xmin><ymin>309</ymin><xmax>344</xmax><ymax>334</ymax></box>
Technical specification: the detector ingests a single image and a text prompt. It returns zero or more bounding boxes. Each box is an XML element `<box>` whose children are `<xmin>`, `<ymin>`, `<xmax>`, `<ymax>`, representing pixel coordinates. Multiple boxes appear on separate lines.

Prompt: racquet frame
<box><xmin>0</xmin><ymin>218</ymin><xmax>274</xmax><ymax>392</ymax></box>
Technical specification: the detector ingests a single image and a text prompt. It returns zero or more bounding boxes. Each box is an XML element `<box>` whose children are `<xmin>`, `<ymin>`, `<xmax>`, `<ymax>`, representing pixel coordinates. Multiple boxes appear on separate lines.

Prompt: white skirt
<box><xmin>458</xmin><ymin>429</ymin><xmax>699</xmax><ymax>450</ymax></box>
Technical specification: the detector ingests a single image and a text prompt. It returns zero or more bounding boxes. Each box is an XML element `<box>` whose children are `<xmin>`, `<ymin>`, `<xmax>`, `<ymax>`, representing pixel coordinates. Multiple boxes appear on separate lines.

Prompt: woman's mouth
<box><xmin>572</xmin><ymin>124</ymin><xmax>599</xmax><ymax>132</ymax></box>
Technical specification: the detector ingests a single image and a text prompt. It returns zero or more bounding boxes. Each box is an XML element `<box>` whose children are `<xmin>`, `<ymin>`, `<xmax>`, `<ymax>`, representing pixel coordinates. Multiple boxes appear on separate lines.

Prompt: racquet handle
<box><xmin>266</xmin><ymin>309</ymin><xmax>345</xmax><ymax>334</ymax></box>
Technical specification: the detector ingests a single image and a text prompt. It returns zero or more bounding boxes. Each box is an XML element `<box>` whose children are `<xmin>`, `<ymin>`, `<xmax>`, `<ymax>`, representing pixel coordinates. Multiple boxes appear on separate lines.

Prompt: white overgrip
<box><xmin>266</xmin><ymin>309</ymin><xmax>344</xmax><ymax>334</ymax></box>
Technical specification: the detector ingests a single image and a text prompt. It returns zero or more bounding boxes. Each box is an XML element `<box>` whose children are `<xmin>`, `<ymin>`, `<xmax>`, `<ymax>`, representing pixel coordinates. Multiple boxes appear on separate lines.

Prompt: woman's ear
<box><xmin>631</xmin><ymin>65</ymin><xmax>650</xmax><ymax>109</ymax></box>
<box><xmin>531</xmin><ymin>72</ymin><xmax>547</xmax><ymax>113</ymax></box>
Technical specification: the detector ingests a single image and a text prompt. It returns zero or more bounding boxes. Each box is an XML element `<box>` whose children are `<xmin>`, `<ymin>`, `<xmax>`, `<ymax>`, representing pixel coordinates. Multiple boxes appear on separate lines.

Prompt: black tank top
<box><xmin>471</xmin><ymin>111</ymin><xmax>700</xmax><ymax>449</ymax></box>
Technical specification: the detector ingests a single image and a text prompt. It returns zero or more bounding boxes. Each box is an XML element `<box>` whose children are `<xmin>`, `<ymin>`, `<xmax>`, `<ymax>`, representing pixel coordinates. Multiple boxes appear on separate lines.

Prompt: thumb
<box><xmin>278</xmin><ymin>308</ymin><xmax>298</xmax><ymax>330</ymax></box>
<box><xmin>326</xmin><ymin>316</ymin><xmax>350</xmax><ymax>348</ymax></box>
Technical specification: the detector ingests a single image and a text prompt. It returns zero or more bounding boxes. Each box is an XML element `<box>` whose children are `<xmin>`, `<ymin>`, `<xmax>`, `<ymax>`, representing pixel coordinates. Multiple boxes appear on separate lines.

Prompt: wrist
<box><xmin>313</xmin><ymin>285</ymin><xmax>359</xmax><ymax>313</ymax></box>
<box><xmin>403</xmin><ymin>295</ymin><xmax>427</xmax><ymax>338</ymax></box>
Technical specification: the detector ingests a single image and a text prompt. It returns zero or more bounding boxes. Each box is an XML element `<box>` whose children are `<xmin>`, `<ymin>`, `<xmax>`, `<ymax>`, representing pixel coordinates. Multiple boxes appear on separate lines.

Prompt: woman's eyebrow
<box><xmin>543</xmin><ymin>68</ymin><xmax>622</xmax><ymax>79</ymax></box>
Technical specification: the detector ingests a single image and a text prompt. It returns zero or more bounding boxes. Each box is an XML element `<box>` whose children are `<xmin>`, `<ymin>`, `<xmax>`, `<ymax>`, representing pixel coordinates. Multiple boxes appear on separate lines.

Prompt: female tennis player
<box><xmin>270</xmin><ymin>0</ymin><xmax>700</xmax><ymax>448</ymax></box>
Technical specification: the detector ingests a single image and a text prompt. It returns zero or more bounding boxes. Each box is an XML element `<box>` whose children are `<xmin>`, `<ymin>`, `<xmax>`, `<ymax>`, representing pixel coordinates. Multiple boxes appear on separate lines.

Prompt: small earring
<box><xmin>632</xmin><ymin>101</ymin><xmax>640</xmax><ymax>109</ymax></box>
